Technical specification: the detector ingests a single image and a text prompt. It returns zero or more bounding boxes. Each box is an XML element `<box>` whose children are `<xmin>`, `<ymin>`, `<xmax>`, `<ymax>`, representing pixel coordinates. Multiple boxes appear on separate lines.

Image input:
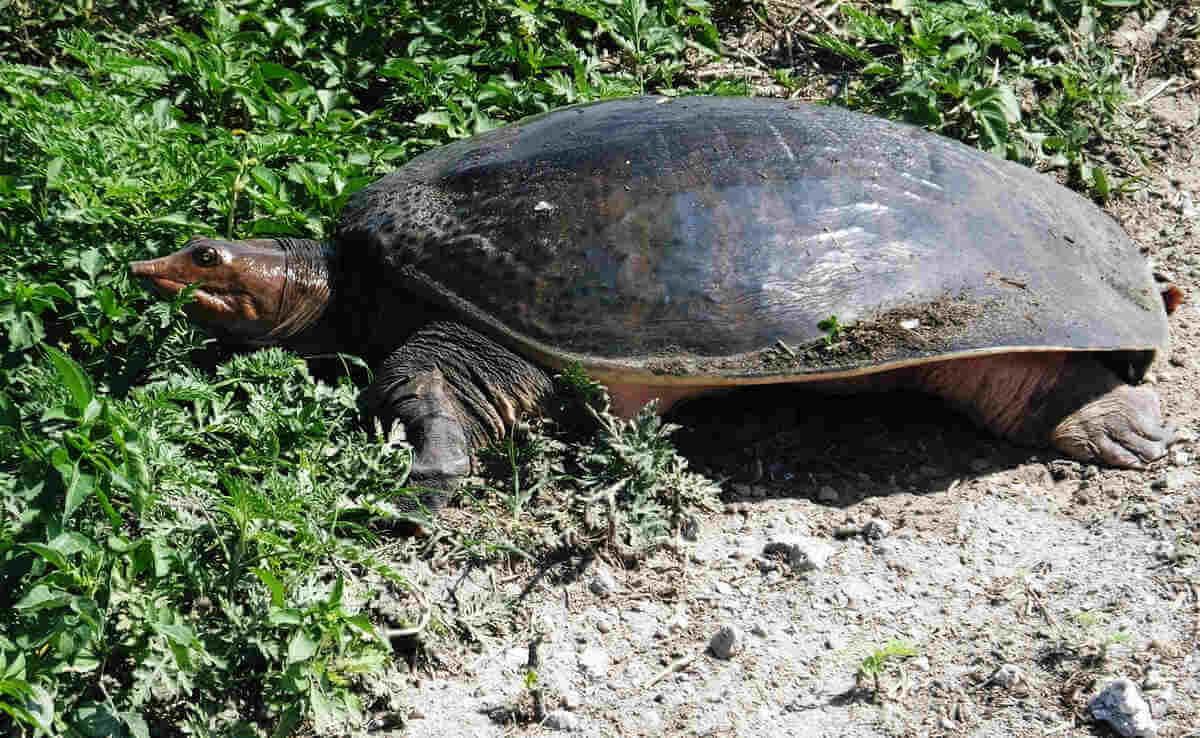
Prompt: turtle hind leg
<box><xmin>913</xmin><ymin>352</ymin><xmax>1173</xmax><ymax>468</ymax></box>
<box><xmin>363</xmin><ymin>321</ymin><xmax>553</xmax><ymax>513</ymax></box>
<box><xmin>1050</xmin><ymin>381</ymin><xmax>1172</xmax><ymax>468</ymax></box>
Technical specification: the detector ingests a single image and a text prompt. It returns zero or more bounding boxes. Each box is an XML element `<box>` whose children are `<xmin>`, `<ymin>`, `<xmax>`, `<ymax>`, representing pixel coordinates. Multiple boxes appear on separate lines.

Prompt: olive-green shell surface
<box><xmin>337</xmin><ymin>96</ymin><xmax>1167</xmax><ymax>384</ymax></box>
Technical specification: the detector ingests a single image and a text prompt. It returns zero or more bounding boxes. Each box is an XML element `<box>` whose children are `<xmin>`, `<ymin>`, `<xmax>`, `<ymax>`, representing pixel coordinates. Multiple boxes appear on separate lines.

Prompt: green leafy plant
<box><xmin>857</xmin><ymin>639</ymin><xmax>918</xmax><ymax>697</ymax></box>
<box><xmin>806</xmin><ymin>0</ymin><xmax>1138</xmax><ymax>185</ymax></box>
<box><xmin>572</xmin><ymin>401</ymin><xmax>720</xmax><ymax>558</ymax></box>
<box><xmin>818</xmin><ymin>315</ymin><xmax>843</xmax><ymax>345</ymax></box>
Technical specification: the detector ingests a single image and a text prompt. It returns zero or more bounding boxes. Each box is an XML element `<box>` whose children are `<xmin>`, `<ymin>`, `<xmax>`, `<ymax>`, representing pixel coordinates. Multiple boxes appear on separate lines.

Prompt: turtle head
<box><xmin>130</xmin><ymin>237</ymin><xmax>333</xmax><ymax>347</ymax></box>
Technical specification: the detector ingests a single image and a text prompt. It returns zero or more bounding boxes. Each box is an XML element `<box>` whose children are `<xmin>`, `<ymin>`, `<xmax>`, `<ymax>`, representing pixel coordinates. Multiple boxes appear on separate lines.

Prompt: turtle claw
<box><xmin>1052</xmin><ymin>385</ymin><xmax>1172</xmax><ymax>469</ymax></box>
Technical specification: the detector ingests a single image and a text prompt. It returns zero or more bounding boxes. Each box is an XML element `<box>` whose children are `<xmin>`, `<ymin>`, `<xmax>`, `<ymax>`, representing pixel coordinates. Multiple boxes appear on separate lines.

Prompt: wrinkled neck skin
<box><xmin>268</xmin><ymin>238</ymin><xmax>341</xmax><ymax>354</ymax></box>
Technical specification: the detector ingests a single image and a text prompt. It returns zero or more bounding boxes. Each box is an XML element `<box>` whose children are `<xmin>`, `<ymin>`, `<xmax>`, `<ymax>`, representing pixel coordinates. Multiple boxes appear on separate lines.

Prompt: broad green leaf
<box><xmin>269</xmin><ymin>608</ymin><xmax>303</xmax><ymax>626</ymax></box>
<box><xmin>14</xmin><ymin>585</ymin><xmax>72</xmax><ymax>612</ymax></box>
<box><xmin>45</xmin><ymin>157</ymin><xmax>65</xmax><ymax>191</ymax></box>
<box><xmin>22</xmin><ymin>543</ymin><xmax>68</xmax><ymax>570</ymax></box>
<box><xmin>61</xmin><ymin>457</ymin><xmax>97</xmax><ymax>522</ymax></box>
<box><xmin>255</xmin><ymin>568</ymin><xmax>286</xmax><ymax>608</ymax></box>
<box><xmin>0</xmin><ymin>391</ymin><xmax>19</xmax><ymax>430</ymax></box>
<box><xmin>287</xmin><ymin>630</ymin><xmax>319</xmax><ymax>663</ymax></box>
<box><xmin>79</xmin><ymin>249</ymin><xmax>103</xmax><ymax>280</ymax></box>
<box><xmin>50</xmin><ymin>531</ymin><xmax>98</xmax><ymax>557</ymax></box>
<box><xmin>45</xmin><ymin>346</ymin><xmax>94</xmax><ymax>418</ymax></box>
<box><xmin>155</xmin><ymin>622</ymin><xmax>195</xmax><ymax>647</ymax></box>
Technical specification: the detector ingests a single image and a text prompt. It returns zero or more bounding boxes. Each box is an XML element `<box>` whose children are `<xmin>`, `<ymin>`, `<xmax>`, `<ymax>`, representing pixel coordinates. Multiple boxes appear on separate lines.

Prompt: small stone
<box><xmin>938</xmin><ymin>716</ymin><xmax>957</xmax><ymax>730</ymax></box>
<box><xmin>824</xmin><ymin>635</ymin><xmax>842</xmax><ymax>651</ymax></box>
<box><xmin>709</xmin><ymin>624</ymin><xmax>744</xmax><ymax>659</ymax></box>
<box><xmin>595</xmin><ymin>619</ymin><xmax>612</xmax><ymax>634</ymax></box>
<box><xmin>750</xmin><ymin>622</ymin><xmax>768</xmax><ymax>638</ymax></box>
<box><xmin>900</xmin><ymin>318</ymin><xmax>920</xmax><ymax>330</ymax></box>
<box><xmin>408</xmin><ymin>708</ymin><xmax>426</xmax><ymax>720</ymax></box>
<box><xmin>1143</xmin><ymin>669</ymin><xmax>1167</xmax><ymax>692</ymax></box>
<box><xmin>990</xmin><ymin>663</ymin><xmax>1025</xmax><ymax>689</ymax></box>
<box><xmin>911</xmin><ymin>656</ymin><xmax>931</xmax><ymax>672</ymax></box>
<box><xmin>544</xmin><ymin>709</ymin><xmax>580</xmax><ymax>731</ymax></box>
<box><xmin>862</xmin><ymin>518</ymin><xmax>892</xmax><ymax>540</ymax></box>
<box><xmin>1180</xmin><ymin>191</ymin><xmax>1198</xmax><ymax>219</ymax></box>
<box><xmin>578</xmin><ymin>646</ymin><xmax>611</xmax><ymax>680</ymax></box>
<box><xmin>589</xmin><ymin>568</ymin><xmax>617</xmax><ymax>597</ymax></box>
<box><xmin>818</xmin><ymin>485</ymin><xmax>840</xmax><ymax>503</ymax></box>
<box><xmin>639</xmin><ymin>710</ymin><xmax>664</xmax><ymax>732</ymax></box>
<box><xmin>763</xmin><ymin>537</ymin><xmax>835</xmax><ymax>572</ymax></box>
<box><xmin>1088</xmin><ymin>678</ymin><xmax>1159</xmax><ymax>737</ymax></box>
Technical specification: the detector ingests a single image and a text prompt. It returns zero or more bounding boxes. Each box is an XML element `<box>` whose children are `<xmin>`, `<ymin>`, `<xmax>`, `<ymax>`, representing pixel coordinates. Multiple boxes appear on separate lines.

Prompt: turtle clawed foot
<box><xmin>1052</xmin><ymin>385</ymin><xmax>1174</xmax><ymax>469</ymax></box>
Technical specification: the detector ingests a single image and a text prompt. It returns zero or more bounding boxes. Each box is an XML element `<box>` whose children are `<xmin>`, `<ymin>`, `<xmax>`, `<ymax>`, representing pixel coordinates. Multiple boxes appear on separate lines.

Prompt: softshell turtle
<box><xmin>131</xmin><ymin>95</ymin><xmax>1173</xmax><ymax>511</ymax></box>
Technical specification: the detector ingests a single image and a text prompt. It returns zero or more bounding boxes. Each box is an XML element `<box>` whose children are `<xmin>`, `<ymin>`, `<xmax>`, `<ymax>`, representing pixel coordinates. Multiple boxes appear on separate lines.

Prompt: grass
<box><xmin>0</xmin><ymin>0</ymin><xmax>1170</xmax><ymax>734</ymax></box>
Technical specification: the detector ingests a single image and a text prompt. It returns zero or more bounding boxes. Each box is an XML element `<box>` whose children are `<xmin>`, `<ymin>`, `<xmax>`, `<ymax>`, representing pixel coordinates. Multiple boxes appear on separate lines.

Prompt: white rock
<box><xmin>1089</xmin><ymin>678</ymin><xmax>1158</xmax><ymax>737</ymax></box>
<box><xmin>763</xmin><ymin>537</ymin><xmax>835</xmax><ymax>572</ymax></box>
<box><xmin>862</xmin><ymin>518</ymin><xmax>892</xmax><ymax>540</ymax></box>
<box><xmin>589</xmin><ymin>567</ymin><xmax>617</xmax><ymax>597</ymax></box>
<box><xmin>709</xmin><ymin>624</ymin><xmax>744</xmax><ymax>659</ymax></box>
<box><xmin>544</xmin><ymin>709</ymin><xmax>579</xmax><ymax>731</ymax></box>
<box><xmin>578</xmin><ymin>646</ymin><xmax>610</xmax><ymax>680</ymax></box>
<box><xmin>639</xmin><ymin>709</ymin><xmax>664</xmax><ymax>732</ymax></box>
<box><xmin>990</xmin><ymin>663</ymin><xmax>1025</xmax><ymax>689</ymax></box>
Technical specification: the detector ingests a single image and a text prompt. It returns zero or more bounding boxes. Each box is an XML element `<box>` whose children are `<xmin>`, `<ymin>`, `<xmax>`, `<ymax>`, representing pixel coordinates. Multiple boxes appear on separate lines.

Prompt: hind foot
<box><xmin>1052</xmin><ymin>384</ymin><xmax>1173</xmax><ymax>468</ymax></box>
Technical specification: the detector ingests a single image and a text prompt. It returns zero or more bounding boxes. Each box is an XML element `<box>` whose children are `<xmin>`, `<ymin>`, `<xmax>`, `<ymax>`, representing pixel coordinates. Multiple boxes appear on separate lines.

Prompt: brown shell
<box><xmin>336</xmin><ymin>96</ymin><xmax>1168</xmax><ymax>385</ymax></box>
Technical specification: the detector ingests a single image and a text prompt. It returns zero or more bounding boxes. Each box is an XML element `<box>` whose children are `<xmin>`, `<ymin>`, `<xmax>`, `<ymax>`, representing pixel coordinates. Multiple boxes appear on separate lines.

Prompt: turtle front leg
<box><xmin>363</xmin><ymin>321</ymin><xmax>553</xmax><ymax>513</ymax></box>
<box><xmin>915</xmin><ymin>353</ymin><xmax>1173</xmax><ymax>468</ymax></box>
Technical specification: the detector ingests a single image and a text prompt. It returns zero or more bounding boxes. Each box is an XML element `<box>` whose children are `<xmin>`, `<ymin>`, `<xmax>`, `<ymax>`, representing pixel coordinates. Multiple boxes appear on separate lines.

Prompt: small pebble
<box><xmin>709</xmin><ymin>624</ymin><xmax>744</xmax><ymax>659</ymax></box>
<box><xmin>763</xmin><ymin>537</ymin><xmax>835</xmax><ymax>572</ymax></box>
<box><xmin>639</xmin><ymin>710</ymin><xmax>664</xmax><ymax>732</ymax></box>
<box><xmin>990</xmin><ymin>663</ymin><xmax>1025</xmax><ymax>689</ymax></box>
<box><xmin>862</xmin><ymin>518</ymin><xmax>892</xmax><ymax>541</ymax></box>
<box><xmin>543</xmin><ymin>709</ymin><xmax>580</xmax><ymax>731</ymax></box>
<box><xmin>578</xmin><ymin>646</ymin><xmax>610</xmax><ymax>680</ymax></box>
<box><xmin>589</xmin><ymin>568</ymin><xmax>617</xmax><ymax>597</ymax></box>
<box><xmin>1089</xmin><ymin>678</ymin><xmax>1158</xmax><ymax>737</ymax></box>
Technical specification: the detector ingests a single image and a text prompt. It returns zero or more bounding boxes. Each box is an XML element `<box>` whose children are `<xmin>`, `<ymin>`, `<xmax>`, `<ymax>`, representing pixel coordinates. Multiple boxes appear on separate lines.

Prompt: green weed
<box><xmin>857</xmin><ymin>639</ymin><xmax>918</xmax><ymax>698</ymax></box>
<box><xmin>806</xmin><ymin>0</ymin><xmax>1142</xmax><ymax>192</ymax></box>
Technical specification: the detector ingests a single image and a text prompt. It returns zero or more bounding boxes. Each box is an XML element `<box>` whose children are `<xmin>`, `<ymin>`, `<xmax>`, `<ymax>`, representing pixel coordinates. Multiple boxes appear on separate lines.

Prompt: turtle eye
<box><xmin>192</xmin><ymin>246</ymin><xmax>219</xmax><ymax>267</ymax></box>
